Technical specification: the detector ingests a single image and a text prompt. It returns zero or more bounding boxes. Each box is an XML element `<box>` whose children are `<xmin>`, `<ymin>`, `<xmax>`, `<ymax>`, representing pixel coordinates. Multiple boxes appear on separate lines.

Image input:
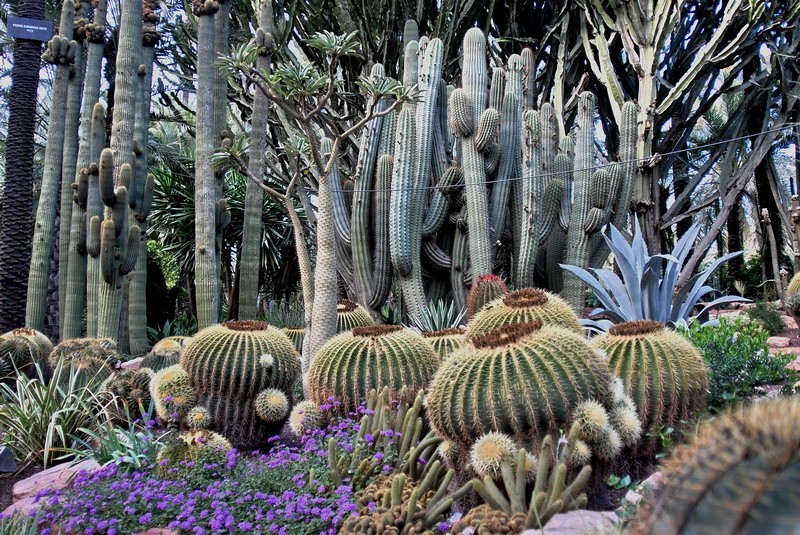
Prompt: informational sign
<box><xmin>7</xmin><ymin>16</ymin><xmax>53</xmax><ymax>42</ymax></box>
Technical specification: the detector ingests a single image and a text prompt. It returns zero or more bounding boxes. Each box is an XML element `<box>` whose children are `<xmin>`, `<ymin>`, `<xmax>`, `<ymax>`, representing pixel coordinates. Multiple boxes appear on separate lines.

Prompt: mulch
<box><xmin>0</xmin><ymin>463</ymin><xmax>43</xmax><ymax>513</ymax></box>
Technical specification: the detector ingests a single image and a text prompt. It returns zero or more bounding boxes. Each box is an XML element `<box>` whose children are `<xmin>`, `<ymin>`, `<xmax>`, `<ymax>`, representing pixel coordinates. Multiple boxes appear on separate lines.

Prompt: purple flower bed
<box><xmin>16</xmin><ymin>407</ymin><xmax>390</xmax><ymax>535</ymax></box>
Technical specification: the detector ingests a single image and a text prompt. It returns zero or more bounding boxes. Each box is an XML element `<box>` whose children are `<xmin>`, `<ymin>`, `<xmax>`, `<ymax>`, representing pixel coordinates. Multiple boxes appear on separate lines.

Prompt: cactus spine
<box><xmin>62</xmin><ymin>0</ymin><xmax>107</xmax><ymax>340</ymax></box>
<box><xmin>26</xmin><ymin>1</ymin><xmax>77</xmax><ymax>332</ymax></box>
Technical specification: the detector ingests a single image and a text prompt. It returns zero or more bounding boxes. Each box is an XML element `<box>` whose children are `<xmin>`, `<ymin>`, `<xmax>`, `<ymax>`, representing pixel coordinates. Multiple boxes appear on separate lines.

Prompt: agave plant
<box><xmin>406</xmin><ymin>299</ymin><xmax>467</xmax><ymax>332</ymax></box>
<box><xmin>561</xmin><ymin>221</ymin><xmax>748</xmax><ymax>330</ymax></box>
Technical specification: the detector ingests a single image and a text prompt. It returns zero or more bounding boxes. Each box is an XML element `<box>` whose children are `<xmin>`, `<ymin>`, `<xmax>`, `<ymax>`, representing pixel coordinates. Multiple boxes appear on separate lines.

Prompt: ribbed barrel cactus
<box><xmin>48</xmin><ymin>338</ymin><xmax>118</xmax><ymax>389</ymax></box>
<box><xmin>336</xmin><ymin>299</ymin><xmax>374</xmax><ymax>333</ymax></box>
<box><xmin>633</xmin><ymin>398</ymin><xmax>800</xmax><ymax>535</ymax></box>
<box><xmin>787</xmin><ymin>271</ymin><xmax>800</xmax><ymax>295</ymax></box>
<box><xmin>427</xmin><ymin>321</ymin><xmax>616</xmax><ymax>448</ymax></box>
<box><xmin>280</xmin><ymin>327</ymin><xmax>305</xmax><ymax>354</ymax></box>
<box><xmin>0</xmin><ymin>328</ymin><xmax>53</xmax><ymax>381</ymax></box>
<box><xmin>421</xmin><ymin>327</ymin><xmax>465</xmax><ymax>360</ymax></box>
<box><xmin>593</xmin><ymin>320</ymin><xmax>708</xmax><ymax>444</ymax></box>
<box><xmin>141</xmin><ymin>336</ymin><xmax>191</xmax><ymax>372</ymax></box>
<box><xmin>150</xmin><ymin>364</ymin><xmax>197</xmax><ymax>421</ymax></box>
<box><xmin>102</xmin><ymin>368</ymin><xmax>154</xmax><ymax>423</ymax></box>
<box><xmin>467</xmin><ymin>274</ymin><xmax>509</xmax><ymax>319</ymax></box>
<box><xmin>465</xmin><ymin>288</ymin><xmax>582</xmax><ymax>338</ymax></box>
<box><xmin>307</xmin><ymin>325</ymin><xmax>439</xmax><ymax>412</ymax></box>
<box><xmin>179</xmin><ymin>320</ymin><xmax>300</xmax><ymax>449</ymax></box>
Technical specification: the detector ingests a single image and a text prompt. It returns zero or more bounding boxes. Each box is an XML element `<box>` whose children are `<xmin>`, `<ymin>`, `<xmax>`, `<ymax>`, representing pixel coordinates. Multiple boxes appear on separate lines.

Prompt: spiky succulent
<box><xmin>186</xmin><ymin>406</ymin><xmax>212</xmax><ymax>430</ymax></box>
<box><xmin>470</xmin><ymin>432</ymin><xmax>518</xmax><ymax>479</ymax></box>
<box><xmin>288</xmin><ymin>401</ymin><xmax>325</xmax><ymax>436</ymax></box>
<box><xmin>0</xmin><ymin>328</ymin><xmax>52</xmax><ymax>381</ymax></box>
<box><xmin>102</xmin><ymin>368</ymin><xmax>154</xmax><ymax>423</ymax></box>
<box><xmin>420</xmin><ymin>327</ymin><xmax>464</xmax><ymax>360</ymax></box>
<box><xmin>633</xmin><ymin>398</ymin><xmax>800</xmax><ymax>535</ymax></box>
<box><xmin>427</xmin><ymin>321</ymin><xmax>614</xmax><ymax>448</ymax></box>
<box><xmin>467</xmin><ymin>274</ymin><xmax>509</xmax><ymax>318</ymax></box>
<box><xmin>254</xmin><ymin>388</ymin><xmax>289</xmax><ymax>422</ymax></box>
<box><xmin>156</xmin><ymin>430</ymin><xmax>231</xmax><ymax>475</ymax></box>
<box><xmin>150</xmin><ymin>364</ymin><xmax>197</xmax><ymax>421</ymax></box>
<box><xmin>280</xmin><ymin>327</ymin><xmax>305</xmax><ymax>354</ymax></box>
<box><xmin>465</xmin><ymin>288</ymin><xmax>582</xmax><ymax>339</ymax></box>
<box><xmin>141</xmin><ymin>336</ymin><xmax>190</xmax><ymax>372</ymax></box>
<box><xmin>592</xmin><ymin>320</ymin><xmax>708</xmax><ymax>451</ymax></box>
<box><xmin>336</xmin><ymin>299</ymin><xmax>374</xmax><ymax>332</ymax></box>
<box><xmin>48</xmin><ymin>338</ymin><xmax>118</xmax><ymax>389</ymax></box>
<box><xmin>307</xmin><ymin>325</ymin><xmax>439</xmax><ymax>413</ymax></box>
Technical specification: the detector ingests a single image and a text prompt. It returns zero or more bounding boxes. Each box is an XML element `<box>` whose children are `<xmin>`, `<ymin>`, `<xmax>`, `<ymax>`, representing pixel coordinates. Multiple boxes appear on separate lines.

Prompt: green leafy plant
<box><xmin>406</xmin><ymin>299</ymin><xmax>467</xmax><ymax>332</ymax></box>
<box><xmin>0</xmin><ymin>361</ymin><xmax>109</xmax><ymax>467</ymax></box>
<box><xmin>562</xmin><ymin>221</ymin><xmax>748</xmax><ymax>329</ymax></box>
<box><xmin>745</xmin><ymin>301</ymin><xmax>785</xmax><ymax>334</ymax></box>
<box><xmin>681</xmin><ymin>317</ymin><xmax>794</xmax><ymax>411</ymax></box>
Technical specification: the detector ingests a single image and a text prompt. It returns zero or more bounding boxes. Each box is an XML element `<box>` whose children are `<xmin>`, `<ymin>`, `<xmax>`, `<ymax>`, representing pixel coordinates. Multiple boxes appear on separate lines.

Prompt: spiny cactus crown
<box><xmin>607</xmin><ymin>320</ymin><xmax>665</xmax><ymax>336</ymax></box>
<box><xmin>352</xmin><ymin>324</ymin><xmax>403</xmax><ymax>337</ymax></box>
<box><xmin>503</xmin><ymin>288</ymin><xmax>549</xmax><ymax>308</ymax></box>
<box><xmin>221</xmin><ymin>320</ymin><xmax>270</xmax><ymax>332</ymax></box>
<box><xmin>337</xmin><ymin>299</ymin><xmax>360</xmax><ymax>313</ymax></box>
<box><xmin>421</xmin><ymin>327</ymin><xmax>465</xmax><ymax>337</ymax></box>
<box><xmin>471</xmin><ymin>321</ymin><xmax>542</xmax><ymax>349</ymax></box>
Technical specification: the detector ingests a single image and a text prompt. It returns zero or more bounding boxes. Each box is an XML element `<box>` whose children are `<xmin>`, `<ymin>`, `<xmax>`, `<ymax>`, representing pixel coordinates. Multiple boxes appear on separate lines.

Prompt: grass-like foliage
<box><xmin>681</xmin><ymin>317</ymin><xmax>795</xmax><ymax>410</ymax></box>
<box><xmin>0</xmin><ymin>361</ymin><xmax>110</xmax><ymax>467</ymax></box>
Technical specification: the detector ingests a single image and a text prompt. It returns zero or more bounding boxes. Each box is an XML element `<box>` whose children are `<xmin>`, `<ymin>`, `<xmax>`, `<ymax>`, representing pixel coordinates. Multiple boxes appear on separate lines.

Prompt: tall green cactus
<box><xmin>85</xmin><ymin>103</ymin><xmax>107</xmax><ymax>338</ymax></box>
<box><xmin>62</xmin><ymin>0</ymin><xmax>107</xmax><ymax>340</ymax></box>
<box><xmin>26</xmin><ymin>1</ymin><xmax>77</xmax><ymax>332</ymax></box>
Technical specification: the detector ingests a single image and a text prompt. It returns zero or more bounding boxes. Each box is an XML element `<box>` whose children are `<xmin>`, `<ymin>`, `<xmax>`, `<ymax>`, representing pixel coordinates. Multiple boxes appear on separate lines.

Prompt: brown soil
<box><xmin>0</xmin><ymin>463</ymin><xmax>43</xmax><ymax>512</ymax></box>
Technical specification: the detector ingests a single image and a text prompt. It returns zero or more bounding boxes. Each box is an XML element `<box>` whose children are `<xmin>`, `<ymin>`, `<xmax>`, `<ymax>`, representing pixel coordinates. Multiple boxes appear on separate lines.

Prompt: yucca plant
<box><xmin>406</xmin><ymin>299</ymin><xmax>467</xmax><ymax>332</ymax></box>
<box><xmin>0</xmin><ymin>361</ymin><xmax>110</xmax><ymax>467</ymax></box>
<box><xmin>561</xmin><ymin>221</ymin><xmax>748</xmax><ymax>329</ymax></box>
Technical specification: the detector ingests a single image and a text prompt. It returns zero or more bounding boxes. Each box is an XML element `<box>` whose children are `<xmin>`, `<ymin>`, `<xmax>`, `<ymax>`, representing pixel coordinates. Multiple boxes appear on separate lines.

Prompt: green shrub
<box><xmin>745</xmin><ymin>301</ymin><xmax>785</xmax><ymax>334</ymax></box>
<box><xmin>681</xmin><ymin>317</ymin><xmax>793</xmax><ymax>411</ymax></box>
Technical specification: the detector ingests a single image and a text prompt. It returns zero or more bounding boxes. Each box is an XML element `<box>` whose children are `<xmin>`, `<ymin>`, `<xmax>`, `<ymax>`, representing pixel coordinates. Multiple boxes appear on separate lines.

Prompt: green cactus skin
<box><xmin>473</xmin><ymin>108</ymin><xmax>499</xmax><ymax>154</ymax></box>
<box><xmin>489</xmin><ymin>66</ymin><xmax>506</xmax><ymax>111</ymax></box>
<box><xmin>461</xmin><ymin>27</ymin><xmax>492</xmax><ymax>279</ymax></box>
<box><xmin>351</xmin><ymin>64</ymin><xmax>389</xmax><ymax>307</ymax></box>
<box><xmin>514</xmin><ymin>109</ymin><xmax>542</xmax><ymax>289</ymax></box>
<box><xmin>414</xmin><ymin>37</ymin><xmax>444</xmax><ymax>222</ymax></box>
<box><xmin>467</xmin><ymin>274</ymin><xmax>510</xmax><ymax>319</ymax></box>
<box><xmin>450</xmin><ymin>210</ymin><xmax>470</xmax><ymax>311</ymax></box>
<box><xmin>634</xmin><ymin>399</ymin><xmax>800</xmax><ymax>535</ymax></box>
<box><xmin>141</xmin><ymin>336</ymin><xmax>190</xmax><ymax>372</ymax></box>
<box><xmin>103</xmin><ymin>368</ymin><xmax>153</xmax><ymax>423</ymax></box>
<box><xmin>421</xmin><ymin>327</ymin><xmax>465</xmax><ymax>361</ymax></box>
<box><xmin>150</xmin><ymin>364</ymin><xmax>197</xmax><ymax>421</ymax></box>
<box><xmin>238</xmin><ymin>1</ymin><xmax>275</xmax><ymax>320</ymax></box>
<box><xmin>422</xmin><ymin>164</ymin><xmax>462</xmax><ymax>238</ymax></box>
<box><xmin>427</xmin><ymin>321</ymin><xmax>614</xmax><ymax>447</ymax></box>
<box><xmin>194</xmin><ymin>1</ymin><xmax>220</xmax><ymax>330</ymax></box>
<box><xmin>0</xmin><ymin>328</ymin><xmax>53</xmax><ymax>381</ymax></box>
<box><xmin>402</xmin><ymin>40</ymin><xmax>419</xmax><ymax>101</ymax></box>
<box><xmin>155</xmin><ymin>429</ymin><xmax>230</xmax><ymax>475</ymax></box>
<box><xmin>289</xmin><ymin>400</ymin><xmax>325</xmax><ymax>436</ymax></box>
<box><xmin>254</xmin><ymin>387</ymin><xmax>289</xmax><ymax>422</ymax></box>
<box><xmin>198</xmin><ymin>391</ymin><xmax>286</xmax><ymax>450</ymax></box>
<box><xmin>403</xmin><ymin>19</ymin><xmax>419</xmax><ymax>48</ymax></box>
<box><xmin>489</xmin><ymin>56</ymin><xmax>523</xmax><ymax>251</ymax></box>
<box><xmin>556</xmin><ymin>136</ymin><xmax>575</xmax><ymax>232</ymax></box>
<box><xmin>593</xmin><ymin>320</ymin><xmax>708</xmax><ymax>447</ymax></box>
<box><xmin>465</xmin><ymin>288</ymin><xmax>582</xmax><ymax>338</ymax></box>
<box><xmin>307</xmin><ymin>325</ymin><xmax>439</xmax><ymax>413</ymax></box>
<box><xmin>280</xmin><ymin>327</ymin><xmax>305</xmax><ymax>354</ymax></box>
<box><xmin>336</xmin><ymin>299</ymin><xmax>374</xmax><ymax>333</ymax></box>
<box><xmin>520</xmin><ymin>47</ymin><xmax>535</xmax><ymax>111</ymax></box>
<box><xmin>367</xmin><ymin>154</ymin><xmax>395</xmax><ymax>310</ymax></box>
<box><xmin>180</xmin><ymin>320</ymin><xmax>300</xmax><ymax>400</ymax></box>
<box><xmin>537</xmin><ymin>178</ymin><xmax>563</xmax><ymax>250</ymax></box>
<box><xmin>448</xmin><ymin>88</ymin><xmax>474</xmax><ymax>138</ymax></box>
<box><xmin>63</xmin><ymin>1</ymin><xmax>107</xmax><ymax>341</ymax></box>
<box><xmin>85</xmin><ymin>103</ymin><xmax>107</xmax><ymax>338</ymax></box>
<box><xmin>25</xmin><ymin>2</ymin><xmax>77</xmax><ymax>332</ymax></box>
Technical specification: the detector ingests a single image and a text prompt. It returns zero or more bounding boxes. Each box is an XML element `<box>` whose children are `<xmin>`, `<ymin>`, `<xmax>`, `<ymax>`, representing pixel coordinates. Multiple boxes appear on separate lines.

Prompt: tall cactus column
<box><xmin>85</xmin><ymin>103</ymin><xmax>107</xmax><ymax>337</ymax></box>
<box><xmin>62</xmin><ymin>0</ymin><xmax>107</xmax><ymax>340</ymax></box>
<box><xmin>460</xmin><ymin>28</ymin><xmax>492</xmax><ymax>278</ymax></box>
<box><xmin>26</xmin><ymin>1</ymin><xmax>77</xmax><ymax>332</ymax></box>
<box><xmin>194</xmin><ymin>0</ymin><xmax>221</xmax><ymax>329</ymax></box>
<box><xmin>238</xmin><ymin>0</ymin><xmax>276</xmax><ymax>320</ymax></box>
<box><xmin>128</xmin><ymin>3</ymin><xmax>160</xmax><ymax>355</ymax></box>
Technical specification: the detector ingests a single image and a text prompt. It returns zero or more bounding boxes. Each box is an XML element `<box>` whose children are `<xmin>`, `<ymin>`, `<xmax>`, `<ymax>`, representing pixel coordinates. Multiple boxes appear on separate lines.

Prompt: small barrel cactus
<box><xmin>467</xmin><ymin>274</ymin><xmax>509</xmax><ymax>318</ymax></box>
<box><xmin>48</xmin><ymin>338</ymin><xmax>118</xmax><ymax>389</ymax></box>
<box><xmin>288</xmin><ymin>400</ymin><xmax>325</xmax><ymax>436</ymax></box>
<box><xmin>465</xmin><ymin>288</ymin><xmax>582</xmax><ymax>338</ymax></box>
<box><xmin>102</xmin><ymin>368</ymin><xmax>154</xmax><ymax>423</ymax></box>
<box><xmin>427</xmin><ymin>321</ymin><xmax>617</xmax><ymax>449</ymax></box>
<box><xmin>150</xmin><ymin>364</ymin><xmax>197</xmax><ymax>421</ymax></box>
<box><xmin>156</xmin><ymin>429</ymin><xmax>231</xmax><ymax>475</ymax></box>
<box><xmin>141</xmin><ymin>336</ymin><xmax>191</xmax><ymax>372</ymax></box>
<box><xmin>786</xmin><ymin>271</ymin><xmax>800</xmax><ymax>295</ymax></box>
<box><xmin>179</xmin><ymin>320</ymin><xmax>300</xmax><ymax>450</ymax></box>
<box><xmin>633</xmin><ymin>398</ymin><xmax>800</xmax><ymax>535</ymax></box>
<box><xmin>421</xmin><ymin>327</ymin><xmax>464</xmax><ymax>360</ymax></box>
<box><xmin>0</xmin><ymin>328</ymin><xmax>52</xmax><ymax>381</ymax></box>
<box><xmin>592</xmin><ymin>320</ymin><xmax>708</xmax><ymax>448</ymax></box>
<box><xmin>307</xmin><ymin>325</ymin><xmax>440</xmax><ymax>413</ymax></box>
<box><xmin>280</xmin><ymin>327</ymin><xmax>305</xmax><ymax>354</ymax></box>
<box><xmin>336</xmin><ymin>299</ymin><xmax>374</xmax><ymax>332</ymax></box>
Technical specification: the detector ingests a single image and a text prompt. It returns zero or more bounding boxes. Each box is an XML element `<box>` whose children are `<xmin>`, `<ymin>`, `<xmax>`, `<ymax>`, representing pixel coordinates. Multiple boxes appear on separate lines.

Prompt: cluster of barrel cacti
<box><xmin>325</xmin><ymin>21</ymin><xmax>640</xmax><ymax>325</ymax></box>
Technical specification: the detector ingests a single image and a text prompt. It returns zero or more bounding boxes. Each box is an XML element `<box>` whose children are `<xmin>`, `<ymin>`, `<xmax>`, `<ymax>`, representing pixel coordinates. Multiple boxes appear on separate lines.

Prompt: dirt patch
<box><xmin>778</xmin><ymin>327</ymin><xmax>800</xmax><ymax>346</ymax></box>
<box><xmin>0</xmin><ymin>463</ymin><xmax>43</xmax><ymax>512</ymax></box>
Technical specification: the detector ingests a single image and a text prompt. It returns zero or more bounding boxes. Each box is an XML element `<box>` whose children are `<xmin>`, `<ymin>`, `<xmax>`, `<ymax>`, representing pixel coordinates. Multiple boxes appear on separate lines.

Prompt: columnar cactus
<box><xmin>427</xmin><ymin>321</ymin><xmax>615</xmax><ymax>447</ymax></box>
<box><xmin>592</xmin><ymin>320</ymin><xmax>709</xmax><ymax>446</ymax></box>
<box><xmin>465</xmin><ymin>288</ymin><xmax>582</xmax><ymax>338</ymax></box>
<box><xmin>306</xmin><ymin>325</ymin><xmax>439</xmax><ymax>413</ymax></box>
<box><xmin>179</xmin><ymin>320</ymin><xmax>300</xmax><ymax>449</ymax></box>
<box><xmin>633</xmin><ymin>398</ymin><xmax>800</xmax><ymax>535</ymax></box>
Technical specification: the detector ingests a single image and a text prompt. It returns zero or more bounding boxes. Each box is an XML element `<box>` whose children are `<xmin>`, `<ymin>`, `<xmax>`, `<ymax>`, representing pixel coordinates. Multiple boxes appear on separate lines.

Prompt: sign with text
<box><xmin>7</xmin><ymin>16</ymin><xmax>53</xmax><ymax>42</ymax></box>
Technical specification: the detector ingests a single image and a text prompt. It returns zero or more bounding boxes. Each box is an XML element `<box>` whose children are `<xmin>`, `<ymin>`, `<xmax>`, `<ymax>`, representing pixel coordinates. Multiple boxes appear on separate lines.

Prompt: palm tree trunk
<box><xmin>0</xmin><ymin>0</ymin><xmax>44</xmax><ymax>333</ymax></box>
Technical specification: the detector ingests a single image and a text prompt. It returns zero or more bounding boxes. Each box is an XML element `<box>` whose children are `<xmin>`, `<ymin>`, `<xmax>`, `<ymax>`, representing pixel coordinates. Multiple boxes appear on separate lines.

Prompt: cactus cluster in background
<box><xmin>102</xmin><ymin>368</ymin><xmax>153</xmax><ymax>423</ymax></box>
<box><xmin>335</xmin><ymin>299</ymin><xmax>374</xmax><ymax>332</ymax></box>
<box><xmin>178</xmin><ymin>320</ymin><xmax>300</xmax><ymax>449</ymax></box>
<box><xmin>0</xmin><ymin>328</ymin><xmax>53</xmax><ymax>381</ymax></box>
<box><xmin>141</xmin><ymin>336</ymin><xmax>190</xmax><ymax>372</ymax></box>
<box><xmin>48</xmin><ymin>337</ymin><xmax>118</xmax><ymax>389</ymax></box>
<box><xmin>307</xmin><ymin>325</ymin><xmax>439</xmax><ymax>413</ymax></box>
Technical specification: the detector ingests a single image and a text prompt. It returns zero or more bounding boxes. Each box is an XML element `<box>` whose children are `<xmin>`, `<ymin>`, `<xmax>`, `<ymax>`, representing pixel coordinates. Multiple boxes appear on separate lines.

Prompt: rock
<box><xmin>522</xmin><ymin>510</ymin><xmax>619</xmax><ymax>534</ymax></box>
<box><xmin>624</xmin><ymin>490</ymin><xmax>643</xmax><ymax>506</ymax></box>
<box><xmin>641</xmin><ymin>471</ymin><xmax>664</xmax><ymax>494</ymax></box>
<box><xmin>786</xmin><ymin>356</ymin><xmax>800</xmax><ymax>371</ymax></box>
<box><xmin>120</xmin><ymin>357</ymin><xmax>144</xmax><ymax>370</ymax></box>
<box><xmin>781</xmin><ymin>315</ymin><xmax>799</xmax><ymax>329</ymax></box>
<box><xmin>0</xmin><ymin>446</ymin><xmax>17</xmax><ymax>473</ymax></box>
<box><xmin>12</xmin><ymin>459</ymin><xmax>99</xmax><ymax>502</ymax></box>
<box><xmin>1</xmin><ymin>496</ymin><xmax>38</xmax><ymax>518</ymax></box>
<box><xmin>767</xmin><ymin>336</ymin><xmax>790</xmax><ymax>349</ymax></box>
